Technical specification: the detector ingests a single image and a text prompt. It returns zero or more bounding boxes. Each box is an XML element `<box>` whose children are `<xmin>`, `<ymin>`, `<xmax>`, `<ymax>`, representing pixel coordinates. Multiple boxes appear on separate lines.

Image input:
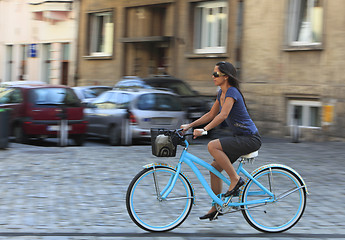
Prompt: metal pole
<box><xmin>58</xmin><ymin>107</ymin><xmax>68</xmax><ymax>147</ymax></box>
<box><xmin>122</xmin><ymin>118</ymin><xmax>132</xmax><ymax>146</ymax></box>
<box><xmin>59</xmin><ymin>119</ymin><xmax>68</xmax><ymax>146</ymax></box>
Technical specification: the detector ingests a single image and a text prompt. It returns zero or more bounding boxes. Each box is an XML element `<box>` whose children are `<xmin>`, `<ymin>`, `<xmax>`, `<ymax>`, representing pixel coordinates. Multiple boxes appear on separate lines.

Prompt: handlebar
<box><xmin>175</xmin><ymin>128</ymin><xmax>192</xmax><ymax>138</ymax></box>
<box><xmin>176</xmin><ymin>128</ymin><xmax>207</xmax><ymax>138</ymax></box>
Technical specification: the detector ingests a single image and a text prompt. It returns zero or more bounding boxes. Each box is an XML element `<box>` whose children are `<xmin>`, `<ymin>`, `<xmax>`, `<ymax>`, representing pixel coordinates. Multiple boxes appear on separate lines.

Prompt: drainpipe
<box><xmin>172</xmin><ymin>0</ymin><xmax>180</xmax><ymax>76</ymax></box>
<box><xmin>235</xmin><ymin>0</ymin><xmax>244</xmax><ymax>77</ymax></box>
<box><xmin>73</xmin><ymin>0</ymin><xmax>81</xmax><ymax>86</ymax></box>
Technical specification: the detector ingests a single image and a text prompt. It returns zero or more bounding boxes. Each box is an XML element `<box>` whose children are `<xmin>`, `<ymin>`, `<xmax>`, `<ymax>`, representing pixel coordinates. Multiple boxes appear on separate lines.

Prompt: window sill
<box><xmin>283</xmin><ymin>44</ymin><xmax>323</xmax><ymax>52</ymax></box>
<box><xmin>83</xmin><ymin>55</ymin><xmax>113</xmax><ymax>60</ymax></box>
<box><xmin>185</xmin><ymin>53</ymin><xmax>228</xmax><ymax>59</ymax></box>
<box><xmin>287</xmin><ymin>125</ymin><xmax>321</xmax><ymax>129</ymax></box>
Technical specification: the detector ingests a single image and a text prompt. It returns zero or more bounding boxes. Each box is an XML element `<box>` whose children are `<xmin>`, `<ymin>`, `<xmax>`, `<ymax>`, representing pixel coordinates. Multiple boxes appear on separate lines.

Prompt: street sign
<box><xmin>29</xmin><ymin>44</ymin><xmax>37</xmax><ymax>58</ymax></box>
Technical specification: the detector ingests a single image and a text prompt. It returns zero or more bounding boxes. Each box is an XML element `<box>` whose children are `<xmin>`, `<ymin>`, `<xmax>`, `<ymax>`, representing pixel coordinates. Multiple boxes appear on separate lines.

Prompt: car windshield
<box><xmin>32</xmin><ymin>88</ymin><xmax>81</xmax><ymax>106</ymax></box>
<box><xmin>92</xmin><ymin>91</ymin><xmax>133</xmax><ymax>109</ymax></box>
<box><xmin>83</xmin><ymin>87</ymin><xmax>111</xmax><ymax>99</ymax></box>
<box><xmin>137</xmin><ymin>93</ymin><xmax>182</xmax><ymax>111</ymax></box>
<box><xmin>145</xmin><ymin>80</ymin><xmax>196</xmax><ymax>96</ymax></box>
<box><xmin>115</xmin><ymin>80</ymin><xmax>153</xmax><ymax>89</ymax></box>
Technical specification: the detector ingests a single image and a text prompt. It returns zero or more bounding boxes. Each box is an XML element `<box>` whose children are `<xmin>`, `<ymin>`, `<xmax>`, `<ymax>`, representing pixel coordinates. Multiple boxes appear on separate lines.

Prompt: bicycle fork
<box><xmin>151</xmin><ymin>165</ymin><xmax>178</xmax><ymax>201</ymax></box>
<box><xmin>151</xmin><ymin>163</ymin><xmax>191</xmax><ymax>202</ymax></box>
<box><xmin>152</xmin><ymin>165</ymin><xmax>163</xmax><ymax>201</ymax></box>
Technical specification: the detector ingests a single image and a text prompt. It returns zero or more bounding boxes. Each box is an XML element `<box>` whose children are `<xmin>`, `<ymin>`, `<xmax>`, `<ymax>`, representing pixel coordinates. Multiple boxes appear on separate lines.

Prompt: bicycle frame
<box><xmin>160</xmin><ymin>139</ymin><xmax>275</xmax><ymax>208</ymax></box>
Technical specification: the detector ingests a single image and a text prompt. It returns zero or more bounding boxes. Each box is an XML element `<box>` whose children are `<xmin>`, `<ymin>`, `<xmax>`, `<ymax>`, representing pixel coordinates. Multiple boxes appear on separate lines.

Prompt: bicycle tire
<box><xmin>241</xmin><ymin>166</ymin><xmax>307</xmax><ymax>233</ymax></box>
<box><xmin>126</xmin><ymin>166</ymin><xmax>194</xmax><ymax>232</ymax></box>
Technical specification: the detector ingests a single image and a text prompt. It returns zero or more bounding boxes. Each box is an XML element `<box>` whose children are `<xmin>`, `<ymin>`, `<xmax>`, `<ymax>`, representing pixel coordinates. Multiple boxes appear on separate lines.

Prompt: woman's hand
<box><xmin>181</xmin><ymin>124</ymin><xmax>191</xmax><ymax>132</ymax></box>
<box><xmin>193</xmin><ymin>129</ymin><xmax>208</xmax><ymax>139</ymax></box>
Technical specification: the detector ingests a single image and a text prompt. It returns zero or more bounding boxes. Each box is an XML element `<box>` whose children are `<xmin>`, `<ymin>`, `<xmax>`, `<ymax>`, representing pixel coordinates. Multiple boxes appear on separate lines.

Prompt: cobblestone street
<box><xmin>0</xmin><ymin>137</ymin><xmax>345</xmax><ymax>240</ymax></box>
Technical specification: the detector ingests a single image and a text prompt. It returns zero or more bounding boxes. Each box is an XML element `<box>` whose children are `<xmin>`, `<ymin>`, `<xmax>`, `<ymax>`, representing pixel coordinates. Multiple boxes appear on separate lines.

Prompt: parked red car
<box><xmin>0</xmin><ymin>84</ymin><xmax>87</xmax><ymax>145</ymax></box>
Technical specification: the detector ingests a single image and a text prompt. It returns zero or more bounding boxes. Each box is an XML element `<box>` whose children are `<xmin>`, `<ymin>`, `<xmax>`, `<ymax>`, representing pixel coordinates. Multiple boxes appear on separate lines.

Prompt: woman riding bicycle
<box><xmin>181</xmin><ymin>61</ymin><xmax>261</xmax><ymax>220</ymax></box>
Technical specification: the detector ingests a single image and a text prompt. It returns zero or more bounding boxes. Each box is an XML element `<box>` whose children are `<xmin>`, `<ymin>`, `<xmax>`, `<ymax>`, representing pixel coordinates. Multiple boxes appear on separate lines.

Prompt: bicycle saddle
<box><xmin>241</xmin><ymin>151</ymin><xmax>258</xmax><ymax>159</ymax></box>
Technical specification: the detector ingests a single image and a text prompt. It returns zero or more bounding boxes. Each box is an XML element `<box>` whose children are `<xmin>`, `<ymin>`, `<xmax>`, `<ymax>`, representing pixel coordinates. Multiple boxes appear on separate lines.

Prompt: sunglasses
<box><xmin>212</xmin><ymin>72</ymin><xmax>225</xmax><ymax>78</ymax></box>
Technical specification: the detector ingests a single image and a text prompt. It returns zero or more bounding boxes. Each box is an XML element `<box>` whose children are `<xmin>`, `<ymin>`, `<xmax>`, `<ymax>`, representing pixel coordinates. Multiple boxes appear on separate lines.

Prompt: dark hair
<box><xmin>216</xmin><ymin>61</ymin><xmax>247</xmax><ymax>108</ymax></box>
<box><xmin>216</xmin><ymin>61</ymin><xmax>240</xmax><ymax>88</ymax></box>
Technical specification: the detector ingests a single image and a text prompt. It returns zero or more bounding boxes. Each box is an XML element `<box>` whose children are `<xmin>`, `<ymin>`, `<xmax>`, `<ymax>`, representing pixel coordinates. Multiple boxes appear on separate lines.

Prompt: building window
<box><xmin>88</xmin><ymin>11</ymin><xmax>114</xmax><ymax>57</ymax></box>
<box><xmin>20</xmin><ymin>45</ymin><xmax>28</xmax><ymax>80</ymax></box>
<box><xmin>6</xmin><ymin>45</ymin><xmax>13</xmax><ymax>82</ymax></box>
<box><xmin>288</xmin><ymin>100</ymin><xmax>321</xmax><ymax>127</ymax></box>
<box><xmin>61</xmin><ymin>43</ymin><xmax>70</xmax><ymax>85</ymax></box>
<box><xmin>287</xmin><ymin>0</ymin><xmax>323</xmax><ymax>46</ymax></box>
<box><xmin>194</xmin><ymin>1</ymin><xmax>228</xmax><ymax>54</ymax></box>
<box><xmin>42</xmin><ymin>43</ymin><xmax>51</xmax><ymax>83</ymax></box>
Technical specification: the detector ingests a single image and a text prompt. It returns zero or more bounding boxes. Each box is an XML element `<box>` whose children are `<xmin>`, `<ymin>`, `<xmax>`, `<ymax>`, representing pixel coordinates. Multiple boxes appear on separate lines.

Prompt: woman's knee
<box><xmin>208</xmin><ymin>139</ymin><xmax>222</xmax><ymax>153</ymax></box>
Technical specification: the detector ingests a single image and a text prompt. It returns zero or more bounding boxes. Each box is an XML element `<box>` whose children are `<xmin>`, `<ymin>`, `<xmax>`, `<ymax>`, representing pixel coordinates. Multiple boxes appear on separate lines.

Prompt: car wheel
<box><xmin>13</xmin><ymin>124</ymin><xmax>28</xmax><ymax>144</ymax></box>
<box><xmin>72</xmin><ymin>134</ymin><xmax>85</xmax><ymax>146</ymax></box>
<box><xmin>109</xmin><ymin>125</ymin><xmax>121</xmax><ymax>146</ymax></box>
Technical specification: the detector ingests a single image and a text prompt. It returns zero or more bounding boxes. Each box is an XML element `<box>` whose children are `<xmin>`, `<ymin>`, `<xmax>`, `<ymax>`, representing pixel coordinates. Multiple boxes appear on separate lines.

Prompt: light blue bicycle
<box><xmin>126</xmin><ymin>129</ymin><xmax>308</xmax><ymax>233</ymax></box>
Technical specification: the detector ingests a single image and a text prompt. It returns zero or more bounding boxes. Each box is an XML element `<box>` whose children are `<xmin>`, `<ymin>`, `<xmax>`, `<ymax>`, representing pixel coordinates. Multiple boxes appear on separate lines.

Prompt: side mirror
<box><xmin>85</xmin><ymin>102</ymin><xmax>97</xmax><ymax>109</ymax></box>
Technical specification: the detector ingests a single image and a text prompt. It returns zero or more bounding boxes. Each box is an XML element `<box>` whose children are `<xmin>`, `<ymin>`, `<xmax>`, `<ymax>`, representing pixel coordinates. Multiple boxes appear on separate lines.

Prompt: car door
<box><xmin>106</xmin><ymin>92</ymin><xmax>131</xmax><ymax>140</ymax></box>
<box><xmin>84</xmin><ymin>91</ymin><xmax>115</xmax><ymax>136</ymax></box>
<box><xmin>85</xmin><ymin>92</ymin><xmax>127</xmax><ymax>137</ymax></box>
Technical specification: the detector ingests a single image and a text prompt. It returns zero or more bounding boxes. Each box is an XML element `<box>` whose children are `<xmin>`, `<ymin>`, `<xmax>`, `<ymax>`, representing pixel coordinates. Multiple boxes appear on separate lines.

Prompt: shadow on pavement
<box><xmin>0</xmin><ymin>232</ymin><xmax>344</xmax><ymax>239</ymax></box>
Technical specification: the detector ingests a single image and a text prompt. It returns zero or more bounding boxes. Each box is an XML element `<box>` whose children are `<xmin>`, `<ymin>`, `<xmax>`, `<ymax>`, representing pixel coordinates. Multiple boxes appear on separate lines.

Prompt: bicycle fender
<box><xmin>143</xmin><ymin>163</ymin><xmax>196</xmax><ymax>204</ymax></box>
<box><xmin>249</xmin><ymin>164</ymin><xmax>309</xmax><ymax>194</ymax></box>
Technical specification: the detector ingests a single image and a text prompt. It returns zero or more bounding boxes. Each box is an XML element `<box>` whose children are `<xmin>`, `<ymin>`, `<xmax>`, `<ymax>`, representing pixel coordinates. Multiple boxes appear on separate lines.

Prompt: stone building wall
<box><xmin>241</xmin><ymin>0</ymin><xmax>345</xmax><ymax>141</ymax></box>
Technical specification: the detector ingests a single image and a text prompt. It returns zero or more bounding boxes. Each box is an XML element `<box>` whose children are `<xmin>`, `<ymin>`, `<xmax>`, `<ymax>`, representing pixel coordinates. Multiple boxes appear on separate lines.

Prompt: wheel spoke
<box><xmin>276</xmin><ymin>186</ymin><xmax>306</xmax><ymax>200</ymax></box>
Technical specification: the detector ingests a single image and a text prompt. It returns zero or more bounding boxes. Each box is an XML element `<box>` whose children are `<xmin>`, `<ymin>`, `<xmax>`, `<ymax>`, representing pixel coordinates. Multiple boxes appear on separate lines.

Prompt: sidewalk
<box><xmin>0</xmin><ymin>137</ymin><xmax>344</xmax><ymax>239</ymax></box>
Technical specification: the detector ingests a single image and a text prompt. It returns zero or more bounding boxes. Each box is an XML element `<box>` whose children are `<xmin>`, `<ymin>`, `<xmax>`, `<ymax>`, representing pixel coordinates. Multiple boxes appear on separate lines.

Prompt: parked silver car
<box><xmin>114</xmin><ymin>76</ymin><xmax>213</xmax><ymax>121</ymax></box>
<box><xmin>84</xmin><ymin>89</ymin><xmax>186</xmax><ymax>145</ymax></box>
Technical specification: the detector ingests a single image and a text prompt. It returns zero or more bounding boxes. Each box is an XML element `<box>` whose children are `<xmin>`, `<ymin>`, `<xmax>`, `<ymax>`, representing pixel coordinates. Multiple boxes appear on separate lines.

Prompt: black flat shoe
<box><xmin>224</xmin><ymin>177</ymin><xmax>245</xmax><ymax>197</ymax></box>
<box><xmin>199</xmin><ymin>211</ymin><xmax>223</xmax><ymax>221</ymax></box>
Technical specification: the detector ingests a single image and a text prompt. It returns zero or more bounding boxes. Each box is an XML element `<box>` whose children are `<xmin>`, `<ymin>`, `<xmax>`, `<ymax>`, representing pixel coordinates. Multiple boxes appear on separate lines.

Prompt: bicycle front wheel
<box><xmin>126</xmin><ymin>166</ymin><xmax>194</xmax><ymax>232</ymax></box>
<box><xmin>241</xmin><ymin>166</ymin><xmax>307</xmax><ymax>233</ymax></box>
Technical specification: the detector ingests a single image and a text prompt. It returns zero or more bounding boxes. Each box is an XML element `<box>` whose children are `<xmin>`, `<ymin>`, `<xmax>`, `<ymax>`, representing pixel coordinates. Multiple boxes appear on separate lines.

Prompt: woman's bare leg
<box><xmin>203</xmin><ymin>139</ymin><xmax>240</xmax><ymax>215</ymax></box>
<box><xmin>206</xmin><ymin>161</ymin><xmax>223</xmax><ymax>214</ymax></box>
<box><xmin>208</xmin><ymin>139</ymin><xmax>240</xmax><ymax>192</ymax></box>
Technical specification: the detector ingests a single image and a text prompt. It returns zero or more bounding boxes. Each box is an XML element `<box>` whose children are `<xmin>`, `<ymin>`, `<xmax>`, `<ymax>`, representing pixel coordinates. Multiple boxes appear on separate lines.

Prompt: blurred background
<box><xmin>0</xmin><ymin>0</ymin><xmax>344</xmax><ymax>144</ymax></box>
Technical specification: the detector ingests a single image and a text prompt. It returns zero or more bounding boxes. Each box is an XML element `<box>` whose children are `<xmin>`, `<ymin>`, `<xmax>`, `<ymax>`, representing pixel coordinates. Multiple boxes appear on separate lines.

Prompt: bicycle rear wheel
<box><xmin>126</xmin><ymin>166</ymin><xmax>194</xmax><ymax>232</ymax></box>
<box><xmin>241</xmin><ymin>166</ymin><xmax>307</xmax><ymax>233</ymax></box>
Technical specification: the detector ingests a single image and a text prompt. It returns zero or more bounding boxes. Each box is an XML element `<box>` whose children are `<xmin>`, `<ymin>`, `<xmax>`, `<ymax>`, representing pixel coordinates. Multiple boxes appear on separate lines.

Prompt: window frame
<box><xmin>87</xmin><ymin>10</ymin><xmax>114</xmax><ymax>57</ymax></box>
<box><xmin>193</xmin><ymin>1</ymin><xmax>228</xmax><ymax>54</ymax></box>
<box><xmin>286</xmin><ymin>0</ymin><xmax>323</xmax><ymax>48</ymax></box>
<box><xmin>287</xmin><ymin>100</ymin><xmax>322</xmax><ymax>128</ymax></box>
